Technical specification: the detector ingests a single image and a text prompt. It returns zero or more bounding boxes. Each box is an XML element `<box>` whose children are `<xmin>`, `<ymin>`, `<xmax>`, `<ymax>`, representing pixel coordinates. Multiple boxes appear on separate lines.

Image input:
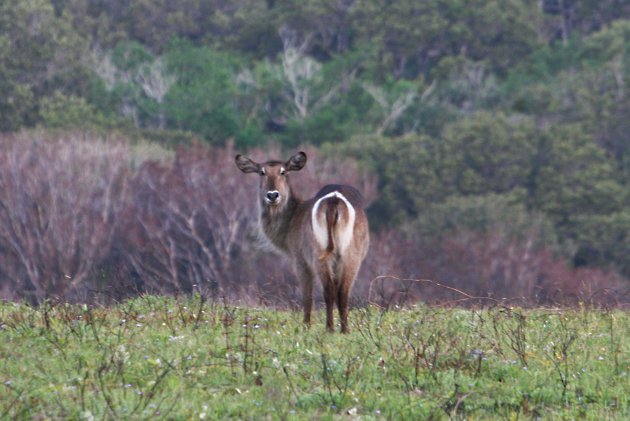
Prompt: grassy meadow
<box><xmin>1</xmin><ymin>296</ymin><xmax>629</xmax><ymax>420</ymax></box>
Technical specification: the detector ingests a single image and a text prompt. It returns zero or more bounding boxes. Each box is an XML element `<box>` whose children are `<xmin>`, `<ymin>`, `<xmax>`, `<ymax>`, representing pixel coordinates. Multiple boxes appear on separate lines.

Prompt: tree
<box><xmin>91</xmin><ymin>41</ymin><xmax>161</xmax><ymax>126</ymax></box>
<box><xmin>577</xmin><ymin>22</ymin><xmax>630</xmax><ymax>182</ymax></box>
<box><xmin>527</xmin><ymin>124</ymin><xmax>627</xmax><ymax>274</ymax></box>
<box><xmin>239</xmin><ymin>38</ymin><xmax>363</xmax><ymax>145</ymax></box>
<box><xmin>350</xmin><ymin>0</ymin><xmax>539</xmax><ymax>79</ymax></box>
<box><xmin>0</xmin><ymin>0</ymin><xmax>89</xmax><ymax>130</ymax></box>
<box><xmin>532</xmin><ymin>125</ymin><xmax>625</xmax><ymax>223</ymax></box>
<box><xmin>339</xmin><ymin>134</ymin><xmax>454</xmax><ymax>224</ymax></box>
<box><xmin>163</xmin><ymin>41</ymin><xmax>259</xmax><ymax>146</ymax></box>
<box><xmin>442</xmin><ymin>112</ymin><xmax>537</xmax><ymax>196</ymax></box>
<box><xmin>362</xmin><ymin>77</ymin><xmax>437</xmax><ymax>136</ymax></box>
<box><xmin>39</xmin><ymin>92</ymin><xmax>106</xmax><ymax>129</ymax></box>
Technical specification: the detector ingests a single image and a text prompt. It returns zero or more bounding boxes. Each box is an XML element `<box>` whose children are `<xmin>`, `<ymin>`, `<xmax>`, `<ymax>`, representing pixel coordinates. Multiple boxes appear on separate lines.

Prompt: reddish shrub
<box><xmin>120</xmin><ymin>142</ymin><xmax>256</xmax><ymax>297</ymax></box>
<box><xmin>363</xmin><ymin>228</ymin><xmax>628</xmax><ymax>307</ymax></box>
<box><xmin>0</xmin><ymin>132</ymin><xmax>129</xmax><ymax>302</ymax></box>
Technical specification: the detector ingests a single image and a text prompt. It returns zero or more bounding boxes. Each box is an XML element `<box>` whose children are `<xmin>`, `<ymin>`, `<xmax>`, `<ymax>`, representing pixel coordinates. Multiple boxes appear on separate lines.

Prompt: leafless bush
<box><xmin>363</xmin><ymin>228</ymin><xmax>628</xmax><ymax>307</ymax></box>
<box><xmin>0</xmin><ymin>135</ymin><xmax>378</xmax><ymax>304</ymax></box>
<box><xmin>356</xmin><ymin>229</ymin><xmax>411</xmax><ymax>307</ymax></box>
<box><xmin>0</xmin><ymin>132</ymin><xmax>129</xmax><ymax>302</ymax></box>
<box><xmin>121</xmin><ymin>143</ymin><xmax>256</xmax><ymax>298</ymax></box>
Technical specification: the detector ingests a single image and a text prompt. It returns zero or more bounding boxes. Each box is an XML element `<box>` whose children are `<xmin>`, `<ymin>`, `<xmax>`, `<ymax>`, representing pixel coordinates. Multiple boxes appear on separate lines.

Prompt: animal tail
<box><xmin>319</xmin><ymin>197</ymin><xmax>340</xmax><ymax>261</ymax></box>
<box><xmin>312</xmin><ymin>191</ymin><xmax>355</xmax><ymax>261</ymax></box>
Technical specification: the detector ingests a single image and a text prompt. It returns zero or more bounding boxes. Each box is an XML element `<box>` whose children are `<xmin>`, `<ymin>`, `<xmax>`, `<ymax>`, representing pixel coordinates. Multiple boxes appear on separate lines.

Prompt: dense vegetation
<box><xmin>1</xmin><ymin>296</ymin><xmax>629</xmax><ymax>418</ymax></box>
<box><xmin>1</xmin><ymin>0</ymin><xmax>629</xmax><ymax>301</ymax></box>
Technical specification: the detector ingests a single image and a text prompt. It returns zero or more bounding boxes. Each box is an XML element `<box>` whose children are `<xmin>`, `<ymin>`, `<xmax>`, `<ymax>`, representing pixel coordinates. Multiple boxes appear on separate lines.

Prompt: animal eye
<box><xmin>259</xmin><ymin>169</ymin><xmax>266</xmax><ymax>176</ymax></box>
<box><xmin>280</xmin><ymin>168</ymin><xmax>286</xmax><ymax>175</ymax></box>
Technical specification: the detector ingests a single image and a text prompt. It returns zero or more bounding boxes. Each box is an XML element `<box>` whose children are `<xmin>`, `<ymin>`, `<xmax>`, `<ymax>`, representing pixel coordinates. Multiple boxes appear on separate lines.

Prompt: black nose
<box><xmin>266</xmin><ymin>191</ymin><xmax>279</xmax><ymax>201</ymax></box>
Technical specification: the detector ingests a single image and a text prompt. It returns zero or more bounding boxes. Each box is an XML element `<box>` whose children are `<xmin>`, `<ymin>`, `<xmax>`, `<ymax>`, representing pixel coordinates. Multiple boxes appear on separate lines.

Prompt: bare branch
<box><xmin>0</xmin><ymin>132</ymin><xmax>129</xmax><ymax>302</ymax></box>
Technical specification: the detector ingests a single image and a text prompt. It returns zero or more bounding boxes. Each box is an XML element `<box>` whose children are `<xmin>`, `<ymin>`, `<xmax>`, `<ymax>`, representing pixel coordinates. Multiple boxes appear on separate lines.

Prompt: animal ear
<box><xmin>235</xmin><ymin>154</ymin><xmax>261</xmax><ymax>174</ymax></box>
<box><xmin>285</xmin><ymin>151</ymin><xmax>307</xmax><ymax>172</ymax></box>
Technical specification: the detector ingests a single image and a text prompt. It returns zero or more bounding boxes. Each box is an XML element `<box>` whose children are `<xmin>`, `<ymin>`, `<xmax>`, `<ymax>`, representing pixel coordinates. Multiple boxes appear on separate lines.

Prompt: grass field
<box><xmin>1</xmin><ymin>296</ymin><xmax>629</xmax><ymax>420</ymax></box>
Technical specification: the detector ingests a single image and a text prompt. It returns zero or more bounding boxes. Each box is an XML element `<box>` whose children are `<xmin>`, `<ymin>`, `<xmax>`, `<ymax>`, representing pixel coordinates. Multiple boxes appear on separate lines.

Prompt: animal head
<box><xmin>235</xmin><ymin>151</ymin><xmax>307</xmax><ymax>209</ymax></box>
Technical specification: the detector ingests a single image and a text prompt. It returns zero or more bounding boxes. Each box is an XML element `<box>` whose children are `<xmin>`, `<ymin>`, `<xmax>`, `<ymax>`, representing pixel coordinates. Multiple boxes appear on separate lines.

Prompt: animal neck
<box><xmin>260</xmin><ymin>189</ymin><xmax>301</xmax><ymax>251</ymax></box>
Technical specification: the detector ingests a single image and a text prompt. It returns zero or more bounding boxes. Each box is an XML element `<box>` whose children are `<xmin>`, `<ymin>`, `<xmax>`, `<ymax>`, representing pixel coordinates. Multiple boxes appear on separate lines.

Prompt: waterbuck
<box><xmin>235</xmin><ymin>151</ymin><xmax>369</xmax><ymax>333</ymax></box>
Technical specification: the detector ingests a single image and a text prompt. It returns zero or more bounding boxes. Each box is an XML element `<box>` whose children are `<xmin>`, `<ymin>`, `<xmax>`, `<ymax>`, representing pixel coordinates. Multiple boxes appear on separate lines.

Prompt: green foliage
<box><xmin>581</xmin><ymin>20</ymin><xmax>630</xmax><ymax>65</ymax></box>
<box><xmin>531</xmin><ymin>125</ymin><xmax>625</xmax><ymax>222</ymax></box>
<box><xmin>351</xmin><ymin>0</ymin><xmax>540</xmax><ymax>79</ymax></box>
<box><xmin>442</xmin><ymin>112</ymin><xmax>537</xmax><ymax>196</ymax></box>
<box><xmin>109</xmin><ymin>41</ymin><xmax>154</xmax><ymax>71</ymax></box>
<box><xmin>432</xmin><ymin>57</ymin><xmax>501</xmax><ymax>116</ymax></box>
<box><xmin>0</xmin><ymin>0</ymin><xmax>89</xmax><ymax>130</ymax></box>
<box><xmin>87</xmin><ymin>42</ymin><xmax>157</xmax><ymax>128</ymax></box>
<box><xmin>572</xmin><ymin>212</ymin><xmax>630</xmax><ymax>274</ymax></box>
<box><xmin>1</xmin><ymin>297</ymin><xmax>629</xmax><ymax>418</ymax></box>
<box><xmin>411</xmin><ymin>193</ymin><xmax>558</xmax><ymax>249</ymax></box>
<box><xmin>341</xmin><ymin>115</ymin><xmax>540</xmax><ymax>224</ymax></box>
<box><xmin>84</xmin><ymin>40</ymin><xmax>262</xmax><ymax>146</ymax></box>
<box><xmin>339</xmin><ymin>134</ymin><xmax>453</xmax><ymax>225</ymax></box>
<box><xmin>39</xmin><ymin>92</ymin><xmax>106</xmax><ymax>129</ymax></box>
<box><xmin>164</xmin><ymin>41</ymin><xmax>261</xmax><ymax>146</ymax></box>
<box><xmin>569</xmin><ymin>0</ymin><xmax>630</xmax><ymax>37</ymax></box>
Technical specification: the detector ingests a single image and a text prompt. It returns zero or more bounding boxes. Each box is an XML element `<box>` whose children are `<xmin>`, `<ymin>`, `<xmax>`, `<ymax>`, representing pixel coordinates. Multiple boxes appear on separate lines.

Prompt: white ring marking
<box><xmin>311</xmin><ymin>191</ymin><xmax>356</xmax><ymax>254</ymax></box>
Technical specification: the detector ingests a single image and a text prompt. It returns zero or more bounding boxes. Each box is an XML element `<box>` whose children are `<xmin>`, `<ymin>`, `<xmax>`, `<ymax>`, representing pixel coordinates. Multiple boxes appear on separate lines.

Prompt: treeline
<box><xmin>1</xmin><ymin>1</ymin><xmax>629</xmax><ymax>298</ymax></box>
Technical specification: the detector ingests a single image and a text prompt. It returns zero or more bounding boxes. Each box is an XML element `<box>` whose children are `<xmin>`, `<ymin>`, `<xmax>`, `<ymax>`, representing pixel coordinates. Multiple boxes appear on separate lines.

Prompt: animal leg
<box><xmin>296</xmin><ymin>262</ymin><xmax>314</xmax><ymax>326</ymax></box>
<box><xmin>319</xmin><ymin>262</ymin><xmax>336</xmax><ymax>332</ymax></box>
<box><xmin>323</xmin><ymin>280</ymin><xmax>336</xmax><ymax>332</ymax></box>
<box><xmin>337</xmin><ymin>264</ymin><xmax>359</xmax><ymax>334</ymax></box>
<box><xmin>337</xmin><ymin>285</ymin><xmax>350</xmax><ymax>333</ymax></box>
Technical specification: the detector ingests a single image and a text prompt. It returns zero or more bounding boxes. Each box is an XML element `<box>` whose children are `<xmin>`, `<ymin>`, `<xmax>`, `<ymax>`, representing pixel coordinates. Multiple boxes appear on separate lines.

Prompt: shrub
<box><xmin>0</xmin><ymin>132</ymin><xmax>129</xmax><ymax>302</ymax></box>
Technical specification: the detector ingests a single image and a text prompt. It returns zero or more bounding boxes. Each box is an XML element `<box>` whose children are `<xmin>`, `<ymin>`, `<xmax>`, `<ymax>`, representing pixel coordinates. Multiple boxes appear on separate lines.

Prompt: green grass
<box><xmin>1</xmin><ymin>296</ymin><xmax>629</xmax><ymax>420</ymax></box>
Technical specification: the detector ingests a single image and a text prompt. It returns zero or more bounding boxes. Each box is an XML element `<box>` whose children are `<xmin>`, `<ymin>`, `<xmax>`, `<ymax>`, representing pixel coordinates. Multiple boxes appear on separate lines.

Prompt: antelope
<box><xmin>235</xmin><ymin>151</ymin><xmax>369</xmax><ymax>333</ymax></box>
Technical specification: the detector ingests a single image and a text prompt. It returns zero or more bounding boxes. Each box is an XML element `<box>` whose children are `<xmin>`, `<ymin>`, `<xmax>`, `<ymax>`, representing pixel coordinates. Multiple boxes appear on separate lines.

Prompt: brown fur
<box><xmin>320</xmin><ymin>197</ymin><xmax>339</xmax><ymax>260</ymax></box>
<box><xmin>235</xmin><ymin>152</ymin><xmax>370</xmax><ymax>333</ymax></box>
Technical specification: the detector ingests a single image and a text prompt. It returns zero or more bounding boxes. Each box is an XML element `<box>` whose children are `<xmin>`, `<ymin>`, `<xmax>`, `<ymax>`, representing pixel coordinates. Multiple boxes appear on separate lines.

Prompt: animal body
<box><xmin>235</xmin><ymin>152</ymin><xmax>369</xmax><ymax>333</ymax></box>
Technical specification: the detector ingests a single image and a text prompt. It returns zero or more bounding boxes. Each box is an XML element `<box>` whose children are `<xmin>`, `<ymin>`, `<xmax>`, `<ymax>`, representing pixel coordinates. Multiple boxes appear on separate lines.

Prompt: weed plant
<box><xmin>1</xmin><ymin>296</ymin><xmax>628</xmax><ymax>419</ymax></box>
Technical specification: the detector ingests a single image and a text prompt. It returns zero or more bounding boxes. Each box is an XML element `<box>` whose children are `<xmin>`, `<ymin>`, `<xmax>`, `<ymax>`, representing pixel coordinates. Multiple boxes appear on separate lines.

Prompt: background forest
<box><xmin>1</xmin><ymin>0</ymin><xmax>629</xmax><ymax>305</ymax></box>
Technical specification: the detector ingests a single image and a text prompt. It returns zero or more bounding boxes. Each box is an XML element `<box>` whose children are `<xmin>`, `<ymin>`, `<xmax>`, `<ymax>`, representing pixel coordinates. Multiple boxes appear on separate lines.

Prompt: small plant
<box><xmin>1</xmin><ymin>297</ymin><xmax>629</xmax><ymax>418</ymax></box>
<box><xmin>493</xmin><ymin>307</ymin><xmax>529</xmax><ymax>367</ymax></box>
<box><xmin>544</xmin><ymin>313</ymin><xmax>578</xmax><ymax>402</ymax></box>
